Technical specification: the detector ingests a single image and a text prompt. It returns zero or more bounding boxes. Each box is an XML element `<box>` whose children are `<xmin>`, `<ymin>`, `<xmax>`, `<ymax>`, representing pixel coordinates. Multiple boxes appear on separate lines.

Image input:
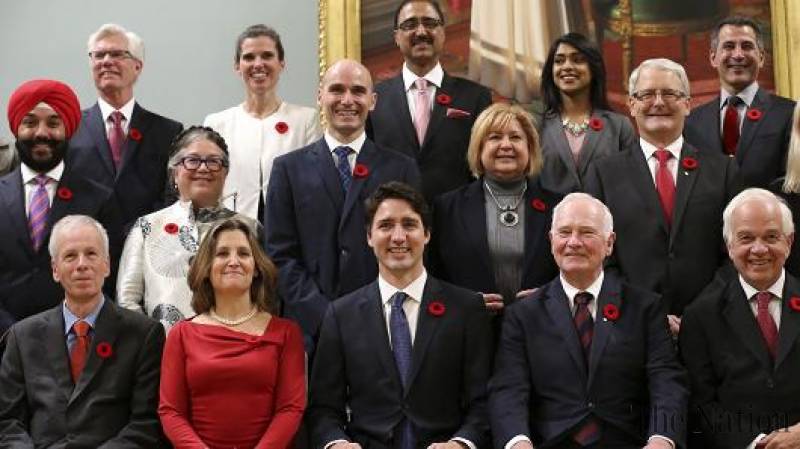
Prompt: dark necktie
<box><xmin>722</xmin><ymin>96</ymin><xmax>742</xmax><ymax>156</ymax></box>
<box><xmin>572</xmin><ymin>292</ymin><xmax>601</xmax><ymax>446</ymax></box>
<box><xmin>390</xmin><ymin>292</ymin><xmax>414</xmax><ymax>449</ymax></box>
<box><xmin>108</xmin><ymin>110</ymin><xmax>126</xmax><ymax>169</ymax></box>
<box><xmin>28</xmin><ymin>174</ymin><xmax>50</xmax><ymax>251</ymax></box>
<box><xmin>70</xmin><ymin>320</ymin><xmax>91</xmax><ymax>383</ymax></box>
<box><xmin>333</xmin><ymin>146</ymin><xmax>353</xmax><ymax>192</ymax></box>
<box><xmin>654</xmin><ymin>149</ymin><xmax>675</xmax><ymax>226</ymax></box>
<box><xmin>754</xmin><ymin>291</ymin><xmax>779</xmax><ymax>359</ymax></box>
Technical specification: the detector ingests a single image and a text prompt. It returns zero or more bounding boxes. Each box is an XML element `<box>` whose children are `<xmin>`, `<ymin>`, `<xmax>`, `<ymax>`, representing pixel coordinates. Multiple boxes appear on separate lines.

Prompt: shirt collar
<box><xmin>739</xmin><ymin>270</ymin><xmax>785</xmax><ymax>301</ymax></box>
<box><xmin>98</xmin><ymin>97</ymin><xmax>135</xmax><ymax>123</ymax></box>
<box><xmin>379</xmin><ymin>269</ymin><xmax>428</xmax><ymax>306</ymax></box>
<box><xmin>402</xmin><ymin>62</ymin><xmax>444</xmax><ymax>92</ymax></box>
<box><xmin>20</xmin><ymin>160</ymin><xmax>65</xmax><ymax>185</ymax></box>
<box><xmin>324</xmin><ymin>131</ymin><xmax>367</xmax><ymax>155</ymax></box>
<box><xmin>560</xmin><ymin>271</ymin><xmax>604</xmax><ymax>308</ymax></box>
<box><xmin>640</xmin><ymin>136</ymin><xmax>683</xmax><ymax>161</ymax></box>
<box><xmin>62</xmin><ymin>296</ymin><xmax>106</xmax><ymax>337</ymax></box>
<box><xmin>720</xmin><ymin>82</ymin><xmax>759</xmax><ymax>109</ymax></box>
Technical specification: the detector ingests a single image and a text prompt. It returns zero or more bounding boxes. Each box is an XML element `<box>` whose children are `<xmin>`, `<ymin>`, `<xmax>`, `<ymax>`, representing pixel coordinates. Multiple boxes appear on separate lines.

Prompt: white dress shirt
<box><xmin>718</xmin><ymin>81</ymin><xmax>759</xmax><ymax>134</ymax></box>
<box><xmin>402</xmin><ymin>62</ymin><xmax>444</xmax><ymax>127</ymax></box>
<box><xmin>98</xmin><ymin>96</ymin><xmax>135</xmax><ymax>137</ymax></box>
<box><xmin>21</xmin><ymin>161</ymin><xmax>64</xmax><ymax>213</ymax></box>
<box><xmin>324</xmin><ymin>131</ymin><xmax>366</xmax><ymax>172</ymax></box>
<box><xmin>640</xmin><ymin>136</ymin><xmax>683</xmax><ymax>184</ymax></box>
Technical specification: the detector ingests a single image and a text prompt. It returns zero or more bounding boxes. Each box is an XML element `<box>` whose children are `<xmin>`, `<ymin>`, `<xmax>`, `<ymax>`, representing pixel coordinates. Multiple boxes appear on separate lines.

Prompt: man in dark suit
<box><xmin>367</xmin><ymin>0</ymin><xmax>492</xmax><ymax>202</ymax></box>
<box><xmin>489</xmin><ymin>192</ymin><xmax>688</xmax><ymax>449</ymax></box>
<box><xmin>0</xmin><ymin>79</ymin><xmax>117</xmax><ymax>336</ymax></box>
<box><xmin>680</xmin><ymin>188</ymin><xmax>800</xmax><ymax>449</ymax></box>
<box><xmin>684</xmin><ymin>16</ymin><xmax>795</xmax><ymax>189</ymax></box>
<box><xmin>265</xmin><ymin>59</ymin><xmax>421</xmax><ymax>352</ymax></box>
<box><xmin>309</xmin><ymin>181</ymin><xmax>492</xmax><ymax>449</ymax></box>
<box><xmin>586</xmin><ymin>58</ymin><xmax>742</xmax><ymax>336</ymax></box>
<box><xmin>0</xmin><ymin>215</ymin><xmax>166</xmax><ymax>447</ymax></box>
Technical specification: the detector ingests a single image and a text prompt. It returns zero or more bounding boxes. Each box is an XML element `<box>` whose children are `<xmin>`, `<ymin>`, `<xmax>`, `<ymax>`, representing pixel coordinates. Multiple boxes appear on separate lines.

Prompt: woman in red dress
<box><xmin>159</xmin><ymin>218</ymin><xmax>305</xmax><ymax>448</ymax></box>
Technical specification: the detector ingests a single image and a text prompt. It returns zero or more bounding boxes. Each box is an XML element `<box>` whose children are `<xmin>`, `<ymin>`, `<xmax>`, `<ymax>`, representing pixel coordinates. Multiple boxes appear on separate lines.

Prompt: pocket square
<box><xmin>446</xmin><ymin>107</ymin><xmax>471</xmax><ymax>119</ymax></box>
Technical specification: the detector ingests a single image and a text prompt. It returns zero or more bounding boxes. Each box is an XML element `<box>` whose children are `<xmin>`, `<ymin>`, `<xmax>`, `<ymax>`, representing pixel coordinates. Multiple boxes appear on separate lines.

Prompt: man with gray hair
<box><xmin>586</xmin><ymin>58</ymin><xmax>742</xmax><ymax>336</ymax></box>
<box><xmin>0</xmin><ymin>215</ymin><xmax>166</xmax><ymax>447</ymax></box>
<box><xmin>680</xmin><ymin>188</ymin><xmax>800</xmax><ymax>448</ymax></box>
<box><xmin>490</xmin><ymin>192</ymin><xmax>688</xmax><ymax>449</ymax></box>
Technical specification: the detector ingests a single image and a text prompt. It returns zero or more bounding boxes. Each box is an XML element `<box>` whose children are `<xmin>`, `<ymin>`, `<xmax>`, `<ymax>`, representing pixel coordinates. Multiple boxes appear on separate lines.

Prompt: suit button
<box><xmin>587</xmin><ymin>401</ymin><xmax>595</xmax><ymax>409</ymax></box>
<box><xmin>766</xmin><ymin>379</ymin><xmax>775</xmax><ymax>389</ymax></box>
<box><xmin>668</xmin><ymin>252</ymin><xmax>675</xmax><ymax>259</ymax></box>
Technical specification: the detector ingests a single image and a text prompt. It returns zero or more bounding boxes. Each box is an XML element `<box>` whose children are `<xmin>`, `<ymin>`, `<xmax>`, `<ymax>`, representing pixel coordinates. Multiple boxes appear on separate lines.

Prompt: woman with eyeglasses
<box><xmin>117</xmin><ymin>126</ymin><xmax>258</xmax><ymax>332</ymax></box>
<box><xmin>538</xmin><ymin>32</ymin><xmax>636</xmax><ymax>194</ymax></box>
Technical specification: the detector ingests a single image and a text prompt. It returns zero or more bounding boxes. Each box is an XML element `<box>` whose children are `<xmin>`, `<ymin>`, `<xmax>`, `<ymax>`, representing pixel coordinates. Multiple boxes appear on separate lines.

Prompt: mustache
<box><xmin>411</xmin><ymin>35</ymin><xmax>434</xmax><ymax>45</ymax></box>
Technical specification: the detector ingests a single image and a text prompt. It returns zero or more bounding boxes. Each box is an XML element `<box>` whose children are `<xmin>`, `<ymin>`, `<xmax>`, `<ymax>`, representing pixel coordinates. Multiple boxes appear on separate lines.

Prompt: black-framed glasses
<box><xmin>175</xmin><ymin>156</ymin><xmax>228</xmax><ymax>172</ymax></box>
<box><xmin>88</xmin><ymin>50</ymin><xmax>135</xmax><ymax>62</ymax></box>
<box><xmin>396</xmin><ymin>17</ymin><xmax>443</xmax><ymax>32</ymax></box>
<box><xmin>631</xmin><ymin>89</ymin><xmax>686</xmax><ymax>103</ymax></box>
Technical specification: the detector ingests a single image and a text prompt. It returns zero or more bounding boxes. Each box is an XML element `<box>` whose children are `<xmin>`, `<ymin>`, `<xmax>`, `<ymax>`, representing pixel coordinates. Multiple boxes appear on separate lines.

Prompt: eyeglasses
<box><xmin>631</xmin><ymin>89</ymin><xmax>687</xmax><ymax>104</ymax></box>
<box><xmin>175</xmin><ymin>156</ymin><xmax>228</xmax><ymax>172</ymax></box>
<box><xmin>88</xmin><ymin>50</ymin><xmax>135</xmax><ymax>62</ymax></box>
<box><xmin>396</xmin><ymin>17</ymin><xmax>443</xmax><ymax>32</ymax></box>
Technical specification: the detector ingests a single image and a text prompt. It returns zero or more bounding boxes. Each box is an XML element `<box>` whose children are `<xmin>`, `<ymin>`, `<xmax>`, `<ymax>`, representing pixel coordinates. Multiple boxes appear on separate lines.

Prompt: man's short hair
<box><xmin>49</xmin><ymin>215</ymin><xmax>110</xmax><ymax>259</ymax></box>
<box><xmin>87</xmin><ymin>23</ymin><xmax>145</xmax><ymax>62</ymax></box>
<box><xmin>365</xmin><ymin>182</ymin><xmax>431</xmax><ymax>232</ymax></box>
<box><xmin>722</xmin><ymin>188</ymin><xmax>795</xmax><ymax>244</ymax></box>
<box><xmin>552</xmin><ymin>192</ymin><xmax>614</xmax><ymax>237</ymax></box>
<box><xmin>710</xmin><ymin>16</ymin><xmax>765</xmax><ymax>51</ymax></box>
<box><xmin>628</xmin><ymin>58</ymin><xmax>690</xmax><ymax>97</ymax></box>
<box><xmin>392</xmin><ymin>0</ymin><xmax>445</xmax><ymax>29</ymax></box>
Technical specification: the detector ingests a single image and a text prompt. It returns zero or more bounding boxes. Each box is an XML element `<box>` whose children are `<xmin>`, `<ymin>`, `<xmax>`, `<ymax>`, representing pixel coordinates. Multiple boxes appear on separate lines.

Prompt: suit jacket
<box><xmin>679</xmin><ymin>273</ymin><xmax>800</xmax><ymax>449</ymax></box>
<box><xmin>585</xmin><ymin>142</ymin><xmax>742</xmax><ymax>315</ymax></box>
<box><xmin>0</xmin><ymin>299</ymin><xmax>166</xmax><ymax>448</ymax></box>
<box><xmin>367</xmin><ymin>72</ymin><xmax>492</xmax><ymax>202</ymax></box>
<box><xmin>264</xmin><ymin>137</ymin><xmax>421</xmax><ymax>349</ymax></box>
<box><xmin>308</xmin><ymin>276</ymin><xmax>492</xmax><ymax>449</ymax></box>
<box><xmin>489</xmin><ymin>272</ymin><xmax>688</xmax><ymax>449</ymax></box>
<box><xmin>429</xmin><ymin>176</ymin><xmax>560</xmax><ymax>298</ymax></box>
<box><xmin>0</xmin><ymin>166</ymin><xmax>118</xmax><ymax>336</ymax></box>
<box><xmin>684</xmin><ymin>88</ymin><xmax>795</xmax><ymax>188</ymax></box>
<box><xmin>538</xmin><ymin>110</ymin><xmax>636</xmax><ymax>194</ymax></box>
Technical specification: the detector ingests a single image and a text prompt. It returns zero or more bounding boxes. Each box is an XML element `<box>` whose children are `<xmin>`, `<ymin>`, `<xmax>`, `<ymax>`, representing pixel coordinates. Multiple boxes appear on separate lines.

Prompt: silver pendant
<box><xmin>499</xmin><ymin>210</ymin><xmax>519</xmax><ymax>227</ymax></box>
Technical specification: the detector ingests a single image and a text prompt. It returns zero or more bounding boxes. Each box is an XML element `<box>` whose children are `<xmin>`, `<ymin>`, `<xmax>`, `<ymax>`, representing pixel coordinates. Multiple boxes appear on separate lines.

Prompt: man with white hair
<box><xmin>586</xmin><ymin>58</ymin><xmax>742</xmax><ymax>336</ymax></box>
<box><xmin>489</xmin><ymin>192</ymin><xmax>688</xmax><ymax>449</ymax></box>
<box><xmin>681</xmin><ymin>188</ymin><xmax>800</xmax><ymax>449</ymax></box>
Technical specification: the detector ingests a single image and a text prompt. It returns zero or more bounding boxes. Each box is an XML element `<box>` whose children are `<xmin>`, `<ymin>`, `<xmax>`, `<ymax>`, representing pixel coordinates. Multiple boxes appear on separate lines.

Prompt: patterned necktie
<box><xmin>108</xmin><ymin>110</ymin><xmax>126</xmax><ymax>169</ymax></box>
<box><xmin>333</xmin><ymin>146</ymin><xmax>353</xmax><ymax>193</ymax></box>
<box><xmin>28</xmin><ymin>174</ymin><xmax>50</xmax><ymax>251</ymax></box>
<box><xmin>654</xmin><ymin>149</ymin><xmax>675</xmax><ymax>226</ymax></box>
<box><xmin>754</xmin><ymin>291</ymin><xmax>779</xmax><ymax>359</ymax></box>
<box><xmin>70</xmin><ymin>320</ymin><xmax>92</xmax><ymax>383</ymax></box>
<box><xmin>572</xmin><ymin>292</ymin><xmax>601</xmax><ymax>446</ymax></box>
<box><xmin>722</xmin><ymin>96</ymin><xmax>742</xmax><ymax>156</ymax></box>
<box><xmin>413</xmin><ymin>78</ymin><xmax>431</xmax><ymax>146</ymax></box>
<box><xmin>390</xmin><ymin>292</ymin><xmax>415</xmax><ymax>449</ymax></box>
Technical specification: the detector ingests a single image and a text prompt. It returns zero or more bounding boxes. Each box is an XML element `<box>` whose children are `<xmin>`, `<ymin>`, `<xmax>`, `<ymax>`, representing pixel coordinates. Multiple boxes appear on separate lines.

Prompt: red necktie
<box><xmin>654</xmin><ymin>149</ymin><xmax>675</xmax><ymax>226</ymax></box>
<box><xmin>108</xmin><ymin>110</ymin><xmax>126</xmax><ymax>169</ymax></box>
<box><xmin>413</xmin><ymin>78</ymin><xmax>431</xmax><ymax>146</ymax></box>
<box><xmin>70</xmin><ymin>320</ymin><xmax>91</xmax><ymax>382</ymax></box>
<box><xmin>722</xmin><ymin>96</ymin><xmax>741</xmax><ymax>156</ymax></box>
<box><xmin>754</xmin><ymin>292</ymin><xmax>778</xmax><ymax>359</ymax></box>
<box><xmin>572</xmin><ymin>292</ymin><xmax>601</xmax><ymax>445</ymax></box>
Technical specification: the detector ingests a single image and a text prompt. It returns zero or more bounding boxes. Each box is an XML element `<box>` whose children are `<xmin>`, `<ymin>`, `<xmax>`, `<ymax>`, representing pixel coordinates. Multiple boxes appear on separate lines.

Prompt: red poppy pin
<box><xmin>602</xmin><ymin>303</ymin><xmax>620</xmax><ymax>321</ymax></box>
<box><xmin>96</xmin><ymin>342</ymin><xmax>113</xmax><ymax>359</ymax></box>
<box><xmin>746</xmin><ymin>108</ymin><xmax>762</xmax><ymax>121</ymax></box>
<box><xmin>56</xmin><ymin>187</ymin><xmax>73</xmax><ymax>201</ymax></box>
<box><xmin>275</xmin><ymin>122</ymin><xmax>289</xmax><ymax>134</ymax></box>
<box><xmin>353</xmin><ymin>163</ymin><xmax>369</xmax><ymax>179</ymax></box>
<box><xmin>164</xmin><ymin>223</ymin><xmax>179</xmax><ymax>234</ymax></box>
<box><xmin>129</xmin><ymin>128</ymin><xmax>142</xmax><ymax>141</ymax></box>
<box><xmin>428</xmin><ymin>301</ymin><xmax>446</xmax><ymax>317</ymax></box>
<box><xmin>589</xmin><ymin>118</ymin><xmax>604</xmax><ymax>131</ymax></box>
<box><xmin>681</xmin><ymin>157</ymin><xmax>698</xmax><ymax>171</ymax></box>
<box><xmin>436</xmin><ymin>93</ymin><xmax>452</xmax><ymax>106</ymax></box>
<box><xmin>530</xmin><ymin>198</ymin><xmax>546</xmax><ymax>212</ymax></box>
<box><xmin>790</xmin><ymin>296</ymin><xmax>800</xmax><ymax>313</ymax></box>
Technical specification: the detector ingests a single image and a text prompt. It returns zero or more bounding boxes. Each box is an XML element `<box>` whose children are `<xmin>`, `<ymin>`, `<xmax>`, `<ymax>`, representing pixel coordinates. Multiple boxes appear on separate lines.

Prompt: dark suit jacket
<box><xmin>308</xmin><ymin>276</ymin><xmax>492</xmax><ymax>449</ymax></box>
<box><xmin>264</xmin><ymin>137</ymin><xmax>421</xmax><ymax>349</ymax></box>
<box><xmin>769</xmin><ymin>178</ymin><xmax>800</xmax><ymax>278</ymax></box>
<box><xmin>489</xmin><ymin>272</ymin><xmax>688</xmax><ymax>449</ymax></box>
<box><xmin>0</xmin><ymin>166</ymin><xmax>118</xmax><ymax>336</ymax></box>
<box><xmin>429</xmin><ymin>176</ymin><xmax>560</xmax><ymax>298</ymax></box>
<box><xmin>538</xmin><ymin>109</ymin><xmax>637</xmax><ymax>194</ymax></box>
<box><xmin>367</xmin><ymin>72</ymin><xmax>492</xmax><ymax>202</ymax></box>
<box><xmin>0</xmin><ymin>299</ymin><xmax>166</xmax><ymax>448</ymax></box>
<box><xmin>684</xmin><ymin>88</ymin><xmax>795</xmax><ymax>188</ymax></box>
<box><xmin>680</xmin><ymin>273</ymin><xmax>800</xmax><ymax>449</ymax></box>
<box><xmin>585</xmin><ymin>142</ymin><xmax>742</xmax><ymax>315</ymax></box>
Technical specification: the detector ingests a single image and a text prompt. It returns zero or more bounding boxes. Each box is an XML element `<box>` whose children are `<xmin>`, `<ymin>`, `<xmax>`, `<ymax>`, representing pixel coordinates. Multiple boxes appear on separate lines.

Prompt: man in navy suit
<box><xmin>684</xmin><ymin>16</ymin><xmax>794</xmax><ymax>189</ymax></box>
<box><xmin>265</xmin><ymin>59</ymin><xmax>421</xmax><ymax>352</ymax></box>
<box><xmin>308</xmin><ymin>181</ymin><xmax>492</xmax><ymax>449</ymax></box>
<box><xmin>0</xmin><ymin>79</ymin><xmax>116</xmax><ymax>337</ymax></box>
<box><xmin>367</xmin><ymin>0</ymin><xmax>492</xmax><ymax>202</ymax></box>
<box><xmin>680</xmin><ymin>189</ymin><xmax>800</xmax><ymax>449</ymax></box>
<box><xmin>489</xmin><ymin>193</ymin><xmax>688</xmax><ymax>449</ymax></box>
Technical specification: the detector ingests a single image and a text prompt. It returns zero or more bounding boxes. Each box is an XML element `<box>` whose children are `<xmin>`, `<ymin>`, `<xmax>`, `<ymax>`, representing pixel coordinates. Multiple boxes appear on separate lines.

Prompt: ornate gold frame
<box><xmin>319</xmin><ymin>0</ymin><xmax>799</xmax><ymax>98</ymax></box>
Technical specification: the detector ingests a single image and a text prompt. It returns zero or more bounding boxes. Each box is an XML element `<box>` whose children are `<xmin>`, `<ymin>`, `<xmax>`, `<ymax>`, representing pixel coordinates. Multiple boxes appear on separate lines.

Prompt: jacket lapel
<box><xmin>544</xmin><ymin>116</ymin><xmax>581</xmax><ymax>187</ymax></box>
<box><xmin>776</xmin><ymin>276</ymin><xmax>800</xmax><ymax>370</ymax></box>
<box><xmin>461</xmin><ymin>181</ymin><xmax>493</xmax><ymax>279</ymax></box>
<box><xmin>544</xmin><ymin>280</ymin><xmax>588</xmax><ymax>377</ymax></box>
<box><xmin>387</xmin><ymin>75</ymin><xmax>419</xmax><ymax>154</ymax></box>
<box><xmin>309</xmin><ymin>139</ymin><xmax>345</xmax><ymax>211</ymax></box>
<box><xmin>359</xmin><ymin>282</ymin><xmax>403</xmax><ymax>392</ymax></box>
<box><xmin>420</xmin><ymin>74</ymin><xmax>451</xmax><ymax>152</ymax></box>
<box><xmin>69</xmin><ymin>299</ymin><xmax>120</xmax><ymax>405</ymax></box>
<box><xmin>117</xmin><ymin>103</ymin><xmax>146</xmax><ymax>176</ymax></box>
<box><xmin>406</xmin><ymin>277</ymin><xmax>445</xmax><ymax>394</ymax></box>
<box><xmin>692</xmin><ymin>98</ymin><xmax>724</xmax><ymax>154</ymax></box>
<box><xmin>85</xmin><ymin>104</ymin><xmax>116</xmax><ymax>177</ymax></box>
<box><xmin>0</xmin><ymin>168</ymin><xmax>34</xmax><ymax>257</ymax></box>
<box><xmin>670</xmin><ymin>144</ymin><xmax>700</xmax><ymax>247</ymax></box>
<box><xmin>587</xmin><ymin>273</ymin><xmax>621</xmax><ymax>389</ymax></box>
<box><xmin>737</xmin><ymin>88</ymin><xmax>770</xmax><ymax>163</ymax></box>
<box><xmin>723</xmin><ymin>283</ymin><xmax>774</xmax><ymax>373</ymax></box>
<box><xmin>521</xmin><ymin>179</ymin><xmax>550</xmax><ymax>283</ymax></box>
<box><xmin>44</xmin><ymin>307</ymin><xmax>73</xmax><ymax>402</ymax></box>
<box><xmin>576</xmin><ymin>112</ymin><xmax>604</xmax><ymax>178</ymax></box>
<box><xmin>629</xmin><ymin>147</ymin><xmax>669</xmax><ymax>235</ymax></box>
<box><xmin>340</xmin><ymin>140</ymin><xmax>378</xmax><ymax>227</ymax></box>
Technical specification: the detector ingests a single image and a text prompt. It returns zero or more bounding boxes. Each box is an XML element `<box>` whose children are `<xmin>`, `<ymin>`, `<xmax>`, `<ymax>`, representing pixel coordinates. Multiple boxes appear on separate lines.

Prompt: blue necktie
<box><xmin>333</xmin><ymin>146</ymin><xmax>353</xmax><ymax>192</ymax></box>
<box><xmin>390</xmin><ymin>292</ymin><xmax>414</xmax><ymax>449</ymax></box>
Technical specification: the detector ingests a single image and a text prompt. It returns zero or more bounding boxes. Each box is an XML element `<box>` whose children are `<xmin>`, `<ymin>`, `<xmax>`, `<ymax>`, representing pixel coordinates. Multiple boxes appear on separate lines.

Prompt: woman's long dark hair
<box><xmin>540</xmin><ymin>32</ymin><xmax>610</xmax><ymax>116</ymax></box>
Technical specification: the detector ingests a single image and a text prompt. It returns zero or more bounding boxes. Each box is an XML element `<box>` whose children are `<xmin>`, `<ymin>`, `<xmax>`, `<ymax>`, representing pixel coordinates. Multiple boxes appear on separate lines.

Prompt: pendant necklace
<box><xmin>485</xmin><ymin>181</ymin><xmax>527</xmax><ymax>227</ymax></box>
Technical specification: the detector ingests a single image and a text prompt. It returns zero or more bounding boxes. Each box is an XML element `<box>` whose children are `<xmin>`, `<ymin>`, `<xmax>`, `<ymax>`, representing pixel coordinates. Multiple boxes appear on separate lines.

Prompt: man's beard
<box><xmin>15</xmin><ymin>137</ymin><xmax>68</xmax><ymax>172</ymax></box>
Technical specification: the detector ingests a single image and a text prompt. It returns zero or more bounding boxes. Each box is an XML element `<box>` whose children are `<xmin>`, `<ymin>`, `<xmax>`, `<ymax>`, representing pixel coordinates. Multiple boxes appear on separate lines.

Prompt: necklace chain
<box><xmin>209</xmin><ymin>306</ymin><xmax>258</xmax><ymax>326</ymax></box>
<box><xmin>562</xmin><ymin>116</ymin><xmax>590</xmax><ymax>137</ymax></box>
<box><xmin>484</xmin><ymin>181</ymin><xmax>527</xmax><ymax>211</ymax></box>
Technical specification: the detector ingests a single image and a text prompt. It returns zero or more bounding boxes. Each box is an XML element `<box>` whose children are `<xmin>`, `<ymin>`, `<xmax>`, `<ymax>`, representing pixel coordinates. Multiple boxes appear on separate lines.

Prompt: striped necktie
<box><xmin>28</xmin><ymin>174</ymin><xmax>50</xmax><ymax>251</ymax></box>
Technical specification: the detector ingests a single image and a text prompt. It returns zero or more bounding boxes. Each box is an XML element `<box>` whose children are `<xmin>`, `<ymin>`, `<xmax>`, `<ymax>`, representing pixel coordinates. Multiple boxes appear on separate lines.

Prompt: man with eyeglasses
<box><xmin>68</xmin><ymin>23</ymin><xmax>183</xmax><ymax>299</ymax></box>
<box><xmin>586</xmin><ymin>58</ymin><xmax>742</xmax><ymax>337</ymax></box>
<box><xmin>685</xmin><ymin>16</ymin><xmax>795</xmax><ymax>189</ymax></box>
<box><xmin>367</xmin><ymin>0</ymin><xmax>492</xmax><ymax>203</ymax></box>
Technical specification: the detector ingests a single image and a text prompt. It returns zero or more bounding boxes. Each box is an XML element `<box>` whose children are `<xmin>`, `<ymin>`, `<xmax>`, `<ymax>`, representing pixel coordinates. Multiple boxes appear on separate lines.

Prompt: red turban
<box><xmin>7</xmin><ymin>79</ymin><xmax>81</xmax><ymax>139</ymax></box>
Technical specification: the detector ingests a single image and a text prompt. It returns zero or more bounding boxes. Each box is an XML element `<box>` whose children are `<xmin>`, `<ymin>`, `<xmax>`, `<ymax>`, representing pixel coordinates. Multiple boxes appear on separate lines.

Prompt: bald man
<box><xmin>265</xmin><ymin>59</ymin><xmax>422</xmax><ymax>354</ymax></box>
